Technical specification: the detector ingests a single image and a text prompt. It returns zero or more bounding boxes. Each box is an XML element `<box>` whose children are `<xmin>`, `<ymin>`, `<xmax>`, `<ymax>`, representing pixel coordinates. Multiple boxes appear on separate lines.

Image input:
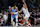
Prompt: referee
<box><xmin>8</xmin><ymin>6</ymin><xmax>11</xmax><ymax>23</ymax></box>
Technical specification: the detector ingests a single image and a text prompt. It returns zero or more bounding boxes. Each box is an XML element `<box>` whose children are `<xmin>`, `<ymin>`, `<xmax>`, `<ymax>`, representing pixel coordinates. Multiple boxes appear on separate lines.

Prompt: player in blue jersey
<box><xmin>11</xmin><ymin>5</ymin><xmax>19</xmax><ymax>26</ymax></box>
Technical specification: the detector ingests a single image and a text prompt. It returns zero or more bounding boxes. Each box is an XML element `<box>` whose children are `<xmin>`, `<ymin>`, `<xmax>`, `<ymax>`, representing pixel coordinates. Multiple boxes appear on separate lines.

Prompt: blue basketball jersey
<box><xmin>11</xmin><ymin>7</ymin><xmax>17</xmax><ymax>12</ymax></box>
<box><xmin>11</xmin><ymin>7</ymin><xmax>18</xmax><ymax>19</ymax></box>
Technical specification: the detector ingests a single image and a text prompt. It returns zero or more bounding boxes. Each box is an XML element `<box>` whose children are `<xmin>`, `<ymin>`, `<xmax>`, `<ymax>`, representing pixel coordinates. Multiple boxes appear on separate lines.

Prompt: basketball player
<box><xmin>19</xmin><ymin>0</ymin><xmax>31</xmax><ymax>27</ymax></box>
<box><xmin>11</xmin><ymin>5</ymin><xmax>19</xmax><ymax>26</ymax></box>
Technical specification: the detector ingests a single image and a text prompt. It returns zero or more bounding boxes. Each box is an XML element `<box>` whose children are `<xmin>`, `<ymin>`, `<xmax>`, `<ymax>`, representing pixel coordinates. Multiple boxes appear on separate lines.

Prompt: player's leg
<box><xmin>26</xmin><ymin>17</ymin><xmax>31</xmax><ymax>27</ymax></box>
<box><xmin>11</xmin><ymin>15</ymin><xmax>15</xmax><ymax>26</ymax></box>
<box><xmin>23</xmin><ymin>17</ymin><xmax>31</xmax><ymax>27</ymax></box>
<box><xmin>23</xmin><ymin>15</ymin><xmax>32</xmax><ymax>27</ymax></box>
<box><xmin>23</xmin><ymin>15</ymin><xmax>29</xmax><ymax>23</ymax></box>
<box><xmin>15</xmin><ymin>14</ymin><xmax>18</xmax><ymax>26</ymax></box>
<box><xmin>23</xmin><ymin>17</ymin><xmax>29</xmax><ymax>24</ymax></box>
<box><xmin>34</xmin><ymin>18</ymin><xmax>37</xmax><ymax>25</ymax></box>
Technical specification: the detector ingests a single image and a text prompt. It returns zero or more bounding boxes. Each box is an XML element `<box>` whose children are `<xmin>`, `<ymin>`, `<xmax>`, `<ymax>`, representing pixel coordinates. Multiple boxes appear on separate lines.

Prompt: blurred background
<box><xmin>0</xmin><ymin>0</ymin><xmax>40</xmax><ymax>26</ymax></box>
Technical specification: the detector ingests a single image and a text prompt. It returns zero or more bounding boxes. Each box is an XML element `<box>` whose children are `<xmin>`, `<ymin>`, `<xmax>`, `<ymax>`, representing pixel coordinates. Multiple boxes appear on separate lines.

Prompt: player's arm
<box><xmin>22</xmin><ymin>0</ymin><xmax>26</xmax><ymax>5</ymax></box>
<box><xmin>22</xmin><ymin>0</ymin><xmax>27</xmax><ymax>8</ymax></box>
<box><xmin>16</xmin><ymin>7</ymin><xmax>19</xmax><ymax>12</ymax></box>
<box><xmin>11</xmin><ymin>7</ymin><xmax>14</xmax><ymax>15</ymax></box>
<box><xmin>10</xmin><ymin>8</ymin><xmax>12</xmax><ymax>12</ymax></box>
<box><xmin>18</xmin><ymin>8</ymin><xmax>23</xmax><ymax>13</ymax></box>
<box><xmin>16</xmin><ymin>7</ymin><xmax>22</xmax><ymax>17</ymax></box>
<box><xmin>18</xmin><ymin>13</ymin><xmax>22</xmax><ymax>17</ymax></box>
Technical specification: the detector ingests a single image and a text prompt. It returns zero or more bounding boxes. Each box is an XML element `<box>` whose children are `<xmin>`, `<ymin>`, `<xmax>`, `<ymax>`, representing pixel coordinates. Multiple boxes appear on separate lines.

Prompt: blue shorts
<box><xmin>11</xmin><ymin>14</ymin><xmax>18</xmax><ymax>19</ymax></box>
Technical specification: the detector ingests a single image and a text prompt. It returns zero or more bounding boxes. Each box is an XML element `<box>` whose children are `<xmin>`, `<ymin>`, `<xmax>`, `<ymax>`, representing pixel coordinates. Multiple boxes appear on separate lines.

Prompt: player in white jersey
<box><xmin>19</xmin><ymin>0</ymin><xmax>32</xmax><ymax>27</ymax></box>
<box><xmin>22</xmin><ymin>7</ymin><xmax>30</xmax><ymax>19</ymax></box>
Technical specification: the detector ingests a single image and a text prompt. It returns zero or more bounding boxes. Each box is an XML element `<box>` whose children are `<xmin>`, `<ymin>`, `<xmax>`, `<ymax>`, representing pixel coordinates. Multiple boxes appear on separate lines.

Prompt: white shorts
<box><xmin>24</xmin><ymin>14</ymin><xmax>30</xmax><ymax>18</ymax></box>
<box><xmin>24</xmin><ymin>15</ymin><xmax>30</xmax><ymax>20</ymax></box>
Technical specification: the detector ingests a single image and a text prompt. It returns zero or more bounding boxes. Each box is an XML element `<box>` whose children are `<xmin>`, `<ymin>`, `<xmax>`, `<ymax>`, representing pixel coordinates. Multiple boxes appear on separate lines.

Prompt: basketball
<box><xmin>11</xmin><ymin>12</ymin><xmax>14</xmax><ymax>15</ymax></box>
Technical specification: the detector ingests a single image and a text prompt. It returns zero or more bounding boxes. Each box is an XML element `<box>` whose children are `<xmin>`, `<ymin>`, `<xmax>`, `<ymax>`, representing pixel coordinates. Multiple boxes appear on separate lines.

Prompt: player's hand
<box><xmin>22</xmin><ymin>0</ymin><xmax>25</xmax><ymax>3</ymax></box>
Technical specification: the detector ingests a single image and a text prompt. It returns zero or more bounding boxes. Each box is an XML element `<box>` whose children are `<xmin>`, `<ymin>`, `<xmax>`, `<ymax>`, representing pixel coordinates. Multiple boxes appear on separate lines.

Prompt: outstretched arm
<box><xmin>18</xmin><ymin>8</ymin><xmax>23</xmax><ymax>13</ymax></box>
<box><xmin>16</xmin><ymin>7</ymin><xmax>22</xmax><ymax>17</ymax></box>
<box><xmin>22</xmin><ymin>0</ymin><xmax>27</xmax><ymax>8</ymax></box>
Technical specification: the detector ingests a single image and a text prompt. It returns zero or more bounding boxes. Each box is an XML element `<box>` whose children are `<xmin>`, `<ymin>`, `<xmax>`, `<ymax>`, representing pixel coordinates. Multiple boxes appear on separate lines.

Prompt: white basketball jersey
<box><xmin>22</xmin><ymin>7</ymin><xmax>30</xmax><ymax>17</ymax></box>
